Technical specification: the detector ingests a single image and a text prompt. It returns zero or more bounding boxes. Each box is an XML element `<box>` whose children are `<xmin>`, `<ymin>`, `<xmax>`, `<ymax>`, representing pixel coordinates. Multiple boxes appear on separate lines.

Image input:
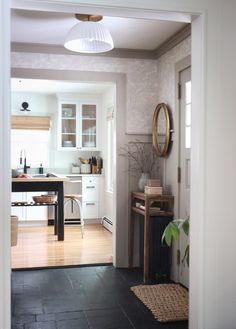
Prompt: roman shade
<box><xmin>11</xmin><ymin>116</ymin><xmax>51</xmax><ymax>130</ymax></box>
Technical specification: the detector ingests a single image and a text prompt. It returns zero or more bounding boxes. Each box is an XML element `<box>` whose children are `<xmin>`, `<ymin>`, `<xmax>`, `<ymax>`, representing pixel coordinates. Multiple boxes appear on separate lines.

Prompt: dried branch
<box><xmin>119</xmin><ymin>139</ymin><xmax>160</xmax><ymax>177</ymax></box>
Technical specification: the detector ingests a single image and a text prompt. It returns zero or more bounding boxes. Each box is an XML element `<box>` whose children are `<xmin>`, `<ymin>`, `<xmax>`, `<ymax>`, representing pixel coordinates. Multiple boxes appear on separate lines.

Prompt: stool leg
<box><xmin>74</xmin><ymin>199</ymin><xmax>84</xmax><ymax>238</ymax></box>
<box><xmin>64</xmin><ymin>197</ymin><xmax>84</xmax><ymax>238</ymax></box>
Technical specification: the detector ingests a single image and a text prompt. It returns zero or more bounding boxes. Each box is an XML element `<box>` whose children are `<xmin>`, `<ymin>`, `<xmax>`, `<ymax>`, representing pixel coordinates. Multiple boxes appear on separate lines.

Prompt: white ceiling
<box><xmin>11</xmin><ymin>78</ymin><xmax>114</xmax><ymax>94</ymax></box>
<box><xmin>11</xmin><ymin>9</ymin><xmax>187</xmax><ymax>94</ymax></box>
<box><xmin>11</xmin><ymin>9</ymin><xmax>186</xmax><ymax>51</ymax></box>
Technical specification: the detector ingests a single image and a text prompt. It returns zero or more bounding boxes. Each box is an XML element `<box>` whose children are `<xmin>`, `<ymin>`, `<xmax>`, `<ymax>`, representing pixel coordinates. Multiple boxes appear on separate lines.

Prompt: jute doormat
<box><xmin>131</xmin><ymin>284</ymin><xmax>188</xmax><ymax>323</ymax></box>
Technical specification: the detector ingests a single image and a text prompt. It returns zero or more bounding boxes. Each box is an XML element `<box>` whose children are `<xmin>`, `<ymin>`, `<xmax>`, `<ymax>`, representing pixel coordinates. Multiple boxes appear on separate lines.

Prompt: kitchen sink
<box><xmin>32</xmin><ymin>173</ymin><xmax>57</xmax><ymax>178</ymax></box>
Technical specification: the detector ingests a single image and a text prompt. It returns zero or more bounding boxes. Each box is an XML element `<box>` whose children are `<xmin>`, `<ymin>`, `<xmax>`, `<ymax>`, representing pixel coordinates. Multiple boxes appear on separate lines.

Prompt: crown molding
<box><xmin>154</xmin><ymin>24</ymin><xmax>191</xmax><ymax>58</ymax></box>
<box><xmin>11</xmin><ymin>24</ymin><xmax>191</xmax><ymax>60</ymax></box>
<box><xmin>11</xmin><ymin>42</ymin><xmax>156</xmax><ymax>59</ymax></box>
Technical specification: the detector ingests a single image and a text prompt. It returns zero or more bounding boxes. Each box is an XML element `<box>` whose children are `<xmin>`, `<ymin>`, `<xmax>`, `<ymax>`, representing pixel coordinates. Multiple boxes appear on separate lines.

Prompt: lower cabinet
<box><xmin>64</xmin><ymin>175</ymin><xmax>103</xmax><ymax>221</ymax></box>
<box><xmin>82</xmin><ymin>176</ymin><xmax>101</xmax><ymax>220</ymax></box>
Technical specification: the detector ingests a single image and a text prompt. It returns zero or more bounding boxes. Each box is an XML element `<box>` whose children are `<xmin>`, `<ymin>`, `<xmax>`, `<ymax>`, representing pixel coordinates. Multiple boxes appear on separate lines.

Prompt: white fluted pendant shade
<box><xmin>64</xmin><ymin>21</ymin><xmax>114</xmax><ymax>53</ymax></box>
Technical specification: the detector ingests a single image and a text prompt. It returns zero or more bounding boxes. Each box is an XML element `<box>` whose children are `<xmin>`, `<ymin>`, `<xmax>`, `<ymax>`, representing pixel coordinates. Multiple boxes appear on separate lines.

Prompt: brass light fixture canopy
<box><xmin>75</xmin><ymin>14</ymin><xmax>103</xmax><ymax>22</ymax></box>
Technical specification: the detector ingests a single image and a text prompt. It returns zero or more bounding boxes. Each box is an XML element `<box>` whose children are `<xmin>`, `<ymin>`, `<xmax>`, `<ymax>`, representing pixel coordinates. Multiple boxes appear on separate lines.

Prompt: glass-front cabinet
<box><xmin>58</xmin><ymin>99</ymin><xmax>99</xmax><ymax>150</ymax></box>
<box><xmin>82</xmin><ymin>104</ymin><xmax>97</xmax><ymax>148</ymax></box>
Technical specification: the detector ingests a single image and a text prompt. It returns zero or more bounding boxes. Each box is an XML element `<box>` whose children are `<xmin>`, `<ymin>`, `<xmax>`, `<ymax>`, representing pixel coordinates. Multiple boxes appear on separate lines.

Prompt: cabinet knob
<box><xmin>86</xmin><ymin>202</ymin><xmax>95</xmax><ymax>206</ymax></box>
<box><xmin>86</xmin><ymin>186</ymin><xmax>95</xmax><ymax>189</ymax></box>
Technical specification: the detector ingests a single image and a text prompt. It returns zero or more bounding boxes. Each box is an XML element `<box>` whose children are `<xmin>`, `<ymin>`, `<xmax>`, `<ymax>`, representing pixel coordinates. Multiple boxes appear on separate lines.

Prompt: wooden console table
<box><xmin>129</xmin><ymin>192</ymin><xmax>174</xmax><ymax>283</ymax></box>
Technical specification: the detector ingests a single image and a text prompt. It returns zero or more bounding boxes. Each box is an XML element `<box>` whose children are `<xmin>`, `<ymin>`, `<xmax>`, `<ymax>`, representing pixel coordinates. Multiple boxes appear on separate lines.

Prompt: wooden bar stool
<box><xmin>64</xmin><ymin>194</ymin><xmax>84</xmax><ymax>238</ymax></box>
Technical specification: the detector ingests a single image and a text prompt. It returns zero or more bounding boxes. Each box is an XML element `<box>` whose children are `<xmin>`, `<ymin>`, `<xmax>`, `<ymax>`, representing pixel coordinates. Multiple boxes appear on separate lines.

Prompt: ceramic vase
<box><xmin>138</xmin><ymin>173</ymin><xmax>150</xmax><ymax>191</ymax></box>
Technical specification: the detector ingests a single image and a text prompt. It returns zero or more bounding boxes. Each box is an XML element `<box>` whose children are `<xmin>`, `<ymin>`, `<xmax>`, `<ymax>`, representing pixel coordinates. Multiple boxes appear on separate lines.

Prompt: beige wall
<box><xmin>11</xmin><ymin>52</ymin><xmax>158</xmax><ymax>134</ymax></box>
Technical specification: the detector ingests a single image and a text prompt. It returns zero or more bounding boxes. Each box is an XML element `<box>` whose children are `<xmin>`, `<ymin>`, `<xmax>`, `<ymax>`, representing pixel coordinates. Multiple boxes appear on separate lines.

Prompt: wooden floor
<box><xmin>11</xmin><ymin>224</ymin><xmax>113</xmax><ymax>269</ymax></box>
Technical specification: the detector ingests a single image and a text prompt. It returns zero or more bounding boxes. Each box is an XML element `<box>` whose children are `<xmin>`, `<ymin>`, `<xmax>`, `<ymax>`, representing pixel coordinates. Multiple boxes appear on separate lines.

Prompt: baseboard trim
<box><xmin>48</xmin><ymin>218</ymin><xmax>101</xmax><ymax>225</ymax></box>
<box><xmin>11</xmin><ymin>262</ymin><xmax>113</xmax><ymax>271</ymax></box>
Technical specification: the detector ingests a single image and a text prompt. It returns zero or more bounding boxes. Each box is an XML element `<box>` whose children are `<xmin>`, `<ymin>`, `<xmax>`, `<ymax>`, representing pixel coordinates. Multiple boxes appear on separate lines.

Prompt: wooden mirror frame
<box><xmin>152</xmin><ymin>103</ymin><xmax>170</xmax><ymax>157</ymax></box>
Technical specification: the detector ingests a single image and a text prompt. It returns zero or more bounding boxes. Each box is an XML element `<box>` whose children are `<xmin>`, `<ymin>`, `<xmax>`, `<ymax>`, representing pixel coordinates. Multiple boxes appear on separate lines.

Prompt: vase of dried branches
<box><xmin>138</xmin><ymin>172</ymin><xmax>150</xmax><ymax>191</ymax></box>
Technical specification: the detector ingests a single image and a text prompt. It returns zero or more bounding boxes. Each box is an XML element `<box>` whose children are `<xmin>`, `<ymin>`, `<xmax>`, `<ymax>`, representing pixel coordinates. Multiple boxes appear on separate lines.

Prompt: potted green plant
<box><xmin>162</xmin><ymin>217</ymin><xmax>190</xmax><ymax>266</ymax></box>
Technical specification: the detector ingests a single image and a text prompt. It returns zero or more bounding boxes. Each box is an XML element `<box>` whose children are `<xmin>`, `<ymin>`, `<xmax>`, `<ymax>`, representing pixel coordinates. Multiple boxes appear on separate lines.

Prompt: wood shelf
<box><xmin>132</xmin><ymin>206</ymin><xmax>173</xmax><ymax>217</ymax></box>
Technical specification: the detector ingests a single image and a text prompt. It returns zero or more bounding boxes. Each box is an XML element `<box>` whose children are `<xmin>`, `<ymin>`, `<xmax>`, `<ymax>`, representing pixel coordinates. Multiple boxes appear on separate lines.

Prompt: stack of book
<box><xmin>144</xmin><ymin>179</ymin><xmax>163</xmax><ymax>195</ymax></box>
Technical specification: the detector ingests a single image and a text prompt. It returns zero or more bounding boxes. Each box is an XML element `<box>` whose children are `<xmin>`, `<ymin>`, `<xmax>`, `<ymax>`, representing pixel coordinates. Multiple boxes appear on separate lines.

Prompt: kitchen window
<box><xmin>11</xmin><ymin>129</ymin><xmax>50</xmax><ymax>169</ymax></box>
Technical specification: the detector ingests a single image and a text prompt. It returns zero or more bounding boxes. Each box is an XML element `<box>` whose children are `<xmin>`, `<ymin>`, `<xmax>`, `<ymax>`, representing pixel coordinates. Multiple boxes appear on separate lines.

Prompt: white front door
<box><xmin>178</xmin><ymin>65</ymin><xmax>191</xmax><ymax>287</ymax></box>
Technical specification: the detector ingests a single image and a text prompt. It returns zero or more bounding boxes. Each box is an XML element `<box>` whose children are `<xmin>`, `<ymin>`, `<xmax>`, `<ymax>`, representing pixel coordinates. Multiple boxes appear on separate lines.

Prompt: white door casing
<box><xmin>178</xmin><ymin>64</ymin><xmax>191</xmax><ymax>287</ymax></box>
<box><xmin>3</xmin><ymin>2</ymin><xmax>207</xmax><ymax>329</ymax></box>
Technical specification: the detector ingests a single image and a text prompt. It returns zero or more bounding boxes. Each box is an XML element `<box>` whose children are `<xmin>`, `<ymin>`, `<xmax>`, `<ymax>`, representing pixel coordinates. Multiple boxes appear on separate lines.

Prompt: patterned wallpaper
<box><xmin>156</xmin><ymin>36</ymin><xmax>191</xmax><ymax>119</ymax></box>
<box><xmin>11</xmin><ymin>36</ymin><xmax>190</xmax><ymax>134</ymax></box>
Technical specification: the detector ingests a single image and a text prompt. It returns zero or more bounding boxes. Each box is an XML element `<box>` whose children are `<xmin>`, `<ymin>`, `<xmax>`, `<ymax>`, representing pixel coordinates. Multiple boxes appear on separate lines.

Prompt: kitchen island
<box><xmin>12</xmin><ymin>176</ymin><xmax>69</xmax><ymax>241</ymax></box>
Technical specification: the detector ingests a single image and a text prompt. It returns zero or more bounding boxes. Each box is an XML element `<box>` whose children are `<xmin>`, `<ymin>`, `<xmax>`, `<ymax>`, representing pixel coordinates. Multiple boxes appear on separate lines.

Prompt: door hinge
<box><xmin>177</xmin><ymin>166</ymin><xmax>181</xmax><ymax>183</ymax></box>
<box><xmin>178</xmin><ymin>83</ymin><xmax>181</xmax><ymax>99</ymax></box>
<box><xmin>177</xmin><ymin>249</ymin><xmax>181</xmax><ymax>265</ymax></box>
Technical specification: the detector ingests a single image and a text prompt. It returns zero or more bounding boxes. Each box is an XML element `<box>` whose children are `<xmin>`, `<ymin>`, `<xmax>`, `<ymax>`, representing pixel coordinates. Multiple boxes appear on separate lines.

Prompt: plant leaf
<box><xmin>182</xmin><ymin>244</ymin><xmax>190</xmax><ymax>266</ymax></box>
<box><xmin>182</xmin><ymin>218</ymin><xmax>189</xmax><ymax>236</ymax></box>
<box><xmin>162</xmin><ymin>222</ymin><xmax>180</xmax><ymax>246</ymax></box>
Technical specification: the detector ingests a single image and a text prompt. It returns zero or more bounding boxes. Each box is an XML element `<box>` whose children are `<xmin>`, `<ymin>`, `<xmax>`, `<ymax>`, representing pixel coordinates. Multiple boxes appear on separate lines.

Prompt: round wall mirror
<box><xmin>152</xmin><ymin>103</ymin><xmax>170</xmax><ymax>157</ymax></box>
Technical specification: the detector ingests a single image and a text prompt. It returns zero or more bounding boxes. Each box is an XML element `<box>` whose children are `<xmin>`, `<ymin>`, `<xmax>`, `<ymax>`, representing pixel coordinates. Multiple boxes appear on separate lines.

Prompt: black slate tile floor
<box><xmin>11</xmin><ymin>266</ymin><xmax>188</xmax><ymax>329</ymax></box>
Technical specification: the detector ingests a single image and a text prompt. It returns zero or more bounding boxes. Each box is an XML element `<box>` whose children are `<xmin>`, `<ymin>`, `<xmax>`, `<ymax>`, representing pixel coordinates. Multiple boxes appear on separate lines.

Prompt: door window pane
<box><xmin>185</xmin><ymin>81</ymin><xmax>191</xmax><ymax>149</ymax></box>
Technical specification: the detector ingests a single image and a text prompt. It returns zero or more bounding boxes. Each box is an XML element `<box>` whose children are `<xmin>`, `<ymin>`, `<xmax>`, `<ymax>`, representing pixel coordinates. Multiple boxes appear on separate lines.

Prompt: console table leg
<box><xmin>144</xmin><ymin>204</ymin><xmax>150</xmax><ymax>283</ymax></box>
<box><xmin>128</xmin><ymin>210</ymin><xmax>135</xmax><ymax>268</ymax></box>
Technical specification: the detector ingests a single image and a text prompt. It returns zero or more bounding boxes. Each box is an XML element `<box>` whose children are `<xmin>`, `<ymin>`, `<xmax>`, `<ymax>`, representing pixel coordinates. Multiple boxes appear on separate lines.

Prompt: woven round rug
<box><xmin>131</xmin><ymin>283</ymin><xmax>188</xmax><ymax>323</ymax></box>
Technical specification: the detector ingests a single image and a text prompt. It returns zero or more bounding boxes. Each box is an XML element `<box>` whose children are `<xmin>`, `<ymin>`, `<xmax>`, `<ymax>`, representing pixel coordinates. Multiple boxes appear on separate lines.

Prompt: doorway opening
<box><xmin>3</xmin><ymin>3</ymin><xmax>204</xmax><ymax>328</ymax></box>
<box><xmin>10</xmin><ymin>77</ymin><xmax>116</xmax><ymax>269</ymax></box>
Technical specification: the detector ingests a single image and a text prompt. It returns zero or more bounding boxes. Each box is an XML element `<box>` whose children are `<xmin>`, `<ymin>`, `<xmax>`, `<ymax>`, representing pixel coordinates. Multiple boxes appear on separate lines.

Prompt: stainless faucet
<box><xmin>20</xmin><ymin>149</ymin><xmax>30</xmax><ymax>174</ymax></box>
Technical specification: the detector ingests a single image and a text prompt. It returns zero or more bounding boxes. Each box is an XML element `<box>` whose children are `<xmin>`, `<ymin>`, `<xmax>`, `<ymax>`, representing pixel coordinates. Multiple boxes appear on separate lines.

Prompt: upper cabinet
<box><xmin>58</xmin><ymin>98</ymin><xmax>99</xmax><ymax>151</ymax></box>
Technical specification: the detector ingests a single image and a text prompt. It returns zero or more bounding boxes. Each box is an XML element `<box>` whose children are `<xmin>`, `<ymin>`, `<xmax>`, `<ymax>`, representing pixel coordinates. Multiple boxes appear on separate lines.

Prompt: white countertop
<box><xmin>12</xmin><ymin>176</ymin><xmax>69</xmax><ymax>182</ymax></box>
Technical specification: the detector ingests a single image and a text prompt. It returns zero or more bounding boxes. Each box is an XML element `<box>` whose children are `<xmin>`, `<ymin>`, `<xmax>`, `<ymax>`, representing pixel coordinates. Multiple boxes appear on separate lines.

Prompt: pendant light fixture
<box><xmin>64</xmin><ymin>14</ymin><xmax>114</xmax><ymax>54</ymax></box>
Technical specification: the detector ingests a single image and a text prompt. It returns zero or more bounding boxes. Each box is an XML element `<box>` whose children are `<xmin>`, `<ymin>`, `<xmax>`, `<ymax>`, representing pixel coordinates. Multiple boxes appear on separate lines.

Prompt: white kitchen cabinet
<box><xmin>82</xmin><ymin>176</ymin><xmax>102</xmax><ymax>220</ymax></box>
<box><xmin>58</xmin><ymin>99</ymin><xmax>100</xmax><ymax>151</ymax></box>
<box><xmin>64</xmin><ymin>175</ymin><xmax>104</xmax><ymax>221</ymax></box>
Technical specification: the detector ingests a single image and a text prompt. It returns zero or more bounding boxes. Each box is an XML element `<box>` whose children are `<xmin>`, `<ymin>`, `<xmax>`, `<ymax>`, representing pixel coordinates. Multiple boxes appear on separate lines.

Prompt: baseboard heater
<box><xmin>102</xmin><ymin>216</ymin><xmax>113</xmax><ymax>233</ymax></box>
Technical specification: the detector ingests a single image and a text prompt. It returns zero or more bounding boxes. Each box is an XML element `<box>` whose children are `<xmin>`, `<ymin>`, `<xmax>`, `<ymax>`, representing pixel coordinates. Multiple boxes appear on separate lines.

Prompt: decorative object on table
<box><xmin>80</xmin><ymin>164</ymin><xmax>91</xmax><ymax>174</ymax></box>
<box><xmin>145</xmin><ymin>178</ymin><xmax>163</xmax><ymax>194</ymax></box>
<box><xmin>91</xmin><ymin>156</ymin><xmax>97</xmax><ymax>174</ymax></box>
<box><xmin>162</xmin><ymin>217</ymin><xmax>190</xmax><ymax>266</ymax></box>
<box><xmin>119</xmin><ymin>140</ymin><xmax>160</xmax><ymax>191</ymax></box>
<box><xmin>96</xmin><ymin>156</ymin><xmax>103</xmax><ymax>174</ymax></box>
<box><xmin>131</xmin><ymin>284</ymin><xmax>188</xmax><ymax>322</ymax></box>
<box><xmin>138</xmin><ymin>172</ymin><xmax>150</xmax><ymax>191</ymax></box>
<box><xmin>147</xmin><ymin>179</ymin><xmax>161</xmax><ymax>187</ymax></box>
<box><xmin>32</xmin><ymin>194</ymin><xmax>57</xmax><ymax>204</ymax></box>
<box><xmin>71</xmin><ymin>163</ymin><xmax>80</xmax><ymax>173</ymax></box>
<box><xmin>144</xmin><ymin>186</ymin><xmax>163</xmax><ymax>195</ymax></box>
<box><xmin>38</xmin><ymin>163</ymin><xmax>44</xmax><ymax>174</ymax></box>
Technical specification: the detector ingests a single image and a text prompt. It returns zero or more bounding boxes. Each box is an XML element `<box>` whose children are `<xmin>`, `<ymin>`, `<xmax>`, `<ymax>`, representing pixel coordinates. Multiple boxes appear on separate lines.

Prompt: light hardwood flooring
<box><xmin>11</xmin><ymin>224</ymin><xmax>113</xmax><ymax>269</ymax></box>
